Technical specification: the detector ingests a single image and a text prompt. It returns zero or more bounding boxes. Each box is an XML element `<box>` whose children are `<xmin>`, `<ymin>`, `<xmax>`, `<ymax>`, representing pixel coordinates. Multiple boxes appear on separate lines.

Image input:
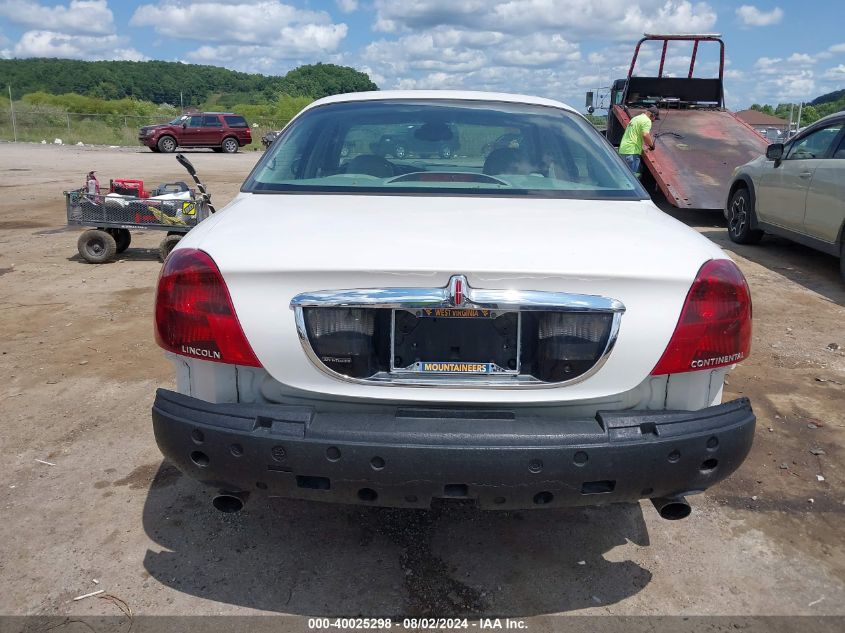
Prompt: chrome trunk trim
<box><xmin>291</xmin><ymin>276</ymin><xmax>625</xmax><ymax>313</ymax></box>
<box><xmin>290</xmin><ymin>276</ymin><xmax>625</xmax><ymax>389</ymax></box>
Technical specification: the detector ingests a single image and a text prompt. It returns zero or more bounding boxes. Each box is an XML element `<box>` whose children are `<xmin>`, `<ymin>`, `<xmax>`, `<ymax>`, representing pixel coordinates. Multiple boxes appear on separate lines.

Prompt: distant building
<box><xmin>735</xmin><ymin>109</ymin><xmax>790</xmax><ymax>141</ymax></box>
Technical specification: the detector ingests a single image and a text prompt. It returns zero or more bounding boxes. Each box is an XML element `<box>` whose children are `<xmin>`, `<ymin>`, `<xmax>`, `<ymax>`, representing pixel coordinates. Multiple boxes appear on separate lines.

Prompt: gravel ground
<box><xmin>0</xmin><ymin>143</ymin><xmax>843</xmax><ymax>622</ymax></box>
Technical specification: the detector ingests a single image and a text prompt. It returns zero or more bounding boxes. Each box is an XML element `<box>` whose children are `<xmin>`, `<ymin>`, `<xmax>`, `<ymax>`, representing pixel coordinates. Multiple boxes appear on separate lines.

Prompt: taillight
<box><xmin>155</xmin><ymin>248</ymin><xmax>261</xmax><ymax>367</ymax></box>
<box><xmin>303</xmin><ymin>307</ymin><xmax>379</xmax><ymax>378</ymax></box>
<box><xmin>651</xmin><ymin>259</ymin><xmax>751</xmax><ymax>375</ymax></box>
<box><xmin>535</xmin><ymin>312</ymin><xmax>614</xmax><ymax>382</ymax></box>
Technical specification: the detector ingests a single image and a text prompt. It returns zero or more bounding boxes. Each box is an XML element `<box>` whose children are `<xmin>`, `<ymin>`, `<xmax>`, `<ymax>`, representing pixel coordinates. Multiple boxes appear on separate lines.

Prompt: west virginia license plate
<box><xmin>390</xmin><ymin>309</ymin><xmax>521</xmax><ymax>375</ymax></box>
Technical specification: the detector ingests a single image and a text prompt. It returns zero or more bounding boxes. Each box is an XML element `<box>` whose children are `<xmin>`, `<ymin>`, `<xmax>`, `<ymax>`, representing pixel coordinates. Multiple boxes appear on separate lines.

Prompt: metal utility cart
<box><xmin>65</xmin><ymin>154</ymin><xmax>214</xmax><ymax>263</ymax></box>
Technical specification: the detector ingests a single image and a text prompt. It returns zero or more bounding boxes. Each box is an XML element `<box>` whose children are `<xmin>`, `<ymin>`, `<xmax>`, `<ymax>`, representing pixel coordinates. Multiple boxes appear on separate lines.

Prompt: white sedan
<box><xmin>152</xmin><ymin>91</ymin><xmax>755</xmax><ymax>520</ymax></box>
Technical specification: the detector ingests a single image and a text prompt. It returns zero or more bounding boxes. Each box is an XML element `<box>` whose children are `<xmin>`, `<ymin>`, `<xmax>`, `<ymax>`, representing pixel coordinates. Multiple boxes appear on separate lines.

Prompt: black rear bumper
<box><xmin>152</xmin><ymin>389</ymin><xmax>755</xmax><ymax>510</ymax></box>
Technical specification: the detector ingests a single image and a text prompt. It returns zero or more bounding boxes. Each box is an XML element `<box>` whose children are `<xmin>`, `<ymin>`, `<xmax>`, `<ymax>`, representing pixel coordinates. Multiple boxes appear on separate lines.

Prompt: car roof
<box><xmin>304</xmin><ymin>90</ymin><xmax>579</xmax><ymax>115</ymax></box>
<box><xmin>798</xmin><ymin>111</ymin><xmax>845</xmax><ymax>134</ymax></box>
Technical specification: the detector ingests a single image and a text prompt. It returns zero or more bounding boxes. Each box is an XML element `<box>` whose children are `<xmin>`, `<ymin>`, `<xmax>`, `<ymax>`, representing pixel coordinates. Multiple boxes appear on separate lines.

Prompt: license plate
<box><xmin>390</xmin><ymin>308</ymin><xmax>520</xmax><ymax>375</ymax></box>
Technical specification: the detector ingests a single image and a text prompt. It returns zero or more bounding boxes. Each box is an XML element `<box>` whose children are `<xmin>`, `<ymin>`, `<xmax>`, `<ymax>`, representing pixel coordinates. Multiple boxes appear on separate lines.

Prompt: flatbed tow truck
<box><xmin>597</xmin><ymin>34</ymin><xmax>768</xmax><ymax>210</ymax></box>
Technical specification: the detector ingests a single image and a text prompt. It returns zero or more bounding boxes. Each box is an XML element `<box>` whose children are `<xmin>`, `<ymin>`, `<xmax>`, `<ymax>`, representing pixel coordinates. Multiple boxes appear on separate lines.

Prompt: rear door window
<box><xmin>224</xmin><ymin>115</ymin><xmax>248</xmax><ymax>128</ymax></box>
<box><xmin>202</xmin><ymin>115</ymin><xmax>223</xmax><ymax>127</ymax></box>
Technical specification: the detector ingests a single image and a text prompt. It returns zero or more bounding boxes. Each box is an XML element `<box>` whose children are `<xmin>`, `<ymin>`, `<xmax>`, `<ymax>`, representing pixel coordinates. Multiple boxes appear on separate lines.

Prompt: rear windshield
<box><xmin>224</xmin><ymin>115</ymin><xmax>248</xmax><ymax>128</ymax></box>
<box><xmin>242</xmin><ymin>99</ymin><xmax>647</xmax><ymax>199</ymax></box>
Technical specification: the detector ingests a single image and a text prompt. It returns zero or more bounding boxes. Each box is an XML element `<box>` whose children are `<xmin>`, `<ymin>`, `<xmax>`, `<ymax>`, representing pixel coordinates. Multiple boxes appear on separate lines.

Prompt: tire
<box><xmin>157</xmin><ymin>135</ymin><xmax>177</xmax><ymax>153</ymax></box>
<box><xmin>159</xmin><ymin>234</ymin><xmax>182</xmax><ymax>262</ymax></box>
<box><xmin>727</xmin><ymin>187</ymin><xmax>764</xmax><ymax>245</ymax></box>
<box><xmin>77</xmin><ymin>229</ymin><xmax>117</xmax><ymax>264</ymax></box>
<box><xmin>840</xmin><ymin>241</ymin><xmax>845</xmax><ymax>283</ymax></box>
<box><xmin>221</xmin><ymin>137</ymin><xmax>239</xmax><ymax>154</ymax></box>
<box><xmin>108</xmin><ymin>228</ymin><xmax>131</xmax><ymax>253</ymax></box>
<box><xmin>440</xmin><ymin>145</ymin><xmax>453</xmax><ymax>159</ymax></box>
<box><xmin>393</xmin><ymin>145</ymin><xmax>406</xmax><ymax>159</ymax></box>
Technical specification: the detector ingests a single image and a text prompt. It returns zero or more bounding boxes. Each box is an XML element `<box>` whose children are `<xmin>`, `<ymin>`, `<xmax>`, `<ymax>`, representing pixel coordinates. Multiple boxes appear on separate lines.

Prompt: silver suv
<box><xmin>725</xmin><ymin>112</ymin><xmax>845</xmax><ymax>281</ymax></box>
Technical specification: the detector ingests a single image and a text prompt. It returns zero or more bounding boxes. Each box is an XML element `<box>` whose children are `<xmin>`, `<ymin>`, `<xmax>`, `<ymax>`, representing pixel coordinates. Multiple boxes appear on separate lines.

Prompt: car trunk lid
<box><xmin>179</xmin><ymin>193</ymin><xmax>724</xmax><ymax>403</ymax></box>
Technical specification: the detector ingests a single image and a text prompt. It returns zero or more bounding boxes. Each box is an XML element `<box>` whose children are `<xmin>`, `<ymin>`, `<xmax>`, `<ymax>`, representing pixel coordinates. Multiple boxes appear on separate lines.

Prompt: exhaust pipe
<box><xmin>650</xmin><ymin>495</ymin><xmax>691</xmax><ymax>520</ymax></box>
<box><xmin>212</xmin><ymin>491</ymin><xmax>248</xmax><ymax>514</ymax></box>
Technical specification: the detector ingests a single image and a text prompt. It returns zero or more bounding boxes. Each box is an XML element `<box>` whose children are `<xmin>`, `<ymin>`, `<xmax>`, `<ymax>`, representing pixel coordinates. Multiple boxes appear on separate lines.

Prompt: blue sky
<box><xmin>1</xmin><ymin>0</ymin><xmax>844</xmax><ymax>110</ymax></box>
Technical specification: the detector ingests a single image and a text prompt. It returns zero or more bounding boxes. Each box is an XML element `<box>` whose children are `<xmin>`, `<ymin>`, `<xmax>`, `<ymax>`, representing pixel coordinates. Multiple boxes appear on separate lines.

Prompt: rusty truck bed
<box><xmin>614</xmin><ymin>106</ymin><xmax>769</xmax><ymax>210</ymax></box>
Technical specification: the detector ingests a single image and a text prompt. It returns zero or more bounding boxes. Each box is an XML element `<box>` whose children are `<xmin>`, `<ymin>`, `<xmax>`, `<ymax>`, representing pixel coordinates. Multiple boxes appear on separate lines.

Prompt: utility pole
<box><xmin>180</xmin><ymin>91</ymin><xmax>183</xmax><ymax>112</ymax></box>
<box><xmin>8</xmin><ymin>85</ymin><xmax>17</xmax><ymax>143</ymax></box>
<box><xmin>796</xmin><ymin>102</ymin><xmax>803</xmax><ymax>131</ymax></box>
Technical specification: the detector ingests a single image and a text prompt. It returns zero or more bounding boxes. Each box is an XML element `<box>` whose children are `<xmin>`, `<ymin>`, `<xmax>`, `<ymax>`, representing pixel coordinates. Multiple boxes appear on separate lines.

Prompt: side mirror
<box><xmin>182</xmin><ymin>122</ymin><xmax>188</xmax><ymax>129</ymax></box>
<box><xmin>585</xmin><ymin>91</ymin><xmax>594</xmax><ymax>109</ymax></box>
<box><xmin>766</xmin><ymin>143</ymin><xmax>784</xmax><ymax>163</ymax></box>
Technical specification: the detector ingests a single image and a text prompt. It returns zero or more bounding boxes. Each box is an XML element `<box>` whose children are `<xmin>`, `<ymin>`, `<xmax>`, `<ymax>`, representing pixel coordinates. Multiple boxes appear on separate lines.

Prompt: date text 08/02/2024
<box><xmin>307</xmin><ymin>618</ymin><xmax>528</xmax><ymax>629</ymax></box>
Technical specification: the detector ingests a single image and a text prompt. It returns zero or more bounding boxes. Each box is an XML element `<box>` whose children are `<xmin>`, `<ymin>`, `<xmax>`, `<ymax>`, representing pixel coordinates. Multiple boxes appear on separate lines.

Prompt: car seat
<box><xmin>482</xmin><ymin>148</ymin><xmax>536</xmax><ymax>175</ymax></box>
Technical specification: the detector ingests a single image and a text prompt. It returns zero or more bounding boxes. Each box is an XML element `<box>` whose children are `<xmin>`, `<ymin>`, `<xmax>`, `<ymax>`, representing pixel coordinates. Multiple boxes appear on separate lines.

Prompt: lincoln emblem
<box><xmin>449</xmin><ymin>275</ymin><xmax>467</xmax><ymax>306</ymax></box>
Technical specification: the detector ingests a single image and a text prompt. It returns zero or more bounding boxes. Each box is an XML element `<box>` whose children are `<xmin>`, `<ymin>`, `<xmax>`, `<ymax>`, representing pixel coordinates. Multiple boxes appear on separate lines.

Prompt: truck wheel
<box><xmin>157</xmin><ymin>135</ymin><xmax>177</xmax><ymax>153</ymax></box>
<box><xmin>78</xmin><ymin>229</ymin><xmax>117</xmax><ymax>264</ymax></box>
<box><xmin>108</xmin><ymin>228</ymin><xmax>131</xmax><ymax>253</ymax></box>
<box><xmin>159</xmin><ymin>234</ymin><xmax>182</xmax><ymax>262</ymax></box>
<box><xmin>221</xmin><ymin>137</ymin><xmax>239</xmax><ymax>154</ymax></box>
<box><xmin>727</xmin><ymin>188</ymin><xmax>764</xmax><ymax>245</ymax></box>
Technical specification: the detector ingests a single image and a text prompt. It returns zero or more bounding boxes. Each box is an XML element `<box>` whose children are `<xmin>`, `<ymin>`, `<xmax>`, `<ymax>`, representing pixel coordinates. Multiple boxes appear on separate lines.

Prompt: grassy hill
<box><xmin>0</xmin><ymin>58</ymin><xmax>377</xmax><ymax>107</ymax></box>
<box><xmin>810</xmin><ymin>89</ymin><xmax>845</xmax><ymax>107</ymax></box>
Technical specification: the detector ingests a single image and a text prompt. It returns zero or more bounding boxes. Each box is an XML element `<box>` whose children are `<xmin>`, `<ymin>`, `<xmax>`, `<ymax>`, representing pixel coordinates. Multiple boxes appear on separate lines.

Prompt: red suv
<box><xmin>139</xmin><ymin>113</ymin><xmax>252</xmax><ymax>153</ymax></box>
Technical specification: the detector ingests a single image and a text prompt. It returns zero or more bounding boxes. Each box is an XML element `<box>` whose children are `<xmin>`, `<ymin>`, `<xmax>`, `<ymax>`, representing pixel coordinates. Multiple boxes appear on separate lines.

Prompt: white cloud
<box><xmin>335</xmin><ymin>0</ymin><xmax>358</xmax><ymax>12</ymax></box>
<box><xmin>829</xmin><ymin>43</ymin><xmax>845</xmax><ymax>54</ymax></box>
<box><xmin>823</xmin><ymin>64</ymin><xmax>845</xmax><ymax>80</ymax></box>
<box><xmin>0</xmin><ymin>0</ymin><xmax>115</xmax><ymax>36</ymax></box>
<box><xmin>755</xmin><ymin>52</ymin><xmax>816</xmax><ymax>76</ymax></box>
<box><xmin>131</xmin><ymin>1</ymin><xmax>346</xmax><ymax>48</ymax></box>
<box><xmin>363</xmin><ymin>30</ymin><xmax>489</xmax><ymax>75</ymax></box>
<box><xmin>735</xmin><ymin>5</ymin><xmax>783</xmax><ymax>27</ymax></box>
<box><xmin>769</xmin><ymin>71</ymin><xmax>815</xmax><ymax>101</ymax></box>
<box><xmin>373</xmin><ymin>0</ymin><xmax>716</xmax><ymax>39</ymax></box>
<box><xmin>132</xmin><ymin>1</ymin><xmax>349</xmax><ymax>72</ymax></box>
<box><xmin>360</xmin><ymin>1</ymin><xmax>719</xmax><ymax>106</ymax></box>
<box><xmin>491</xmin><ymin>33</ymin><xmax>580</xmax><ymax>66</ymax></box>
<box><xmin>185</xmin><ymin>21</ymin><xmax>348</xmax><ymax>64</ymax></box>
<box><xmin>786</xmin><ymin>53</ymin><xmax>814</xmax><ymax>65</ymax></box>
<box><xmin>13</xmin><ymin>30</ymin><xmax>147</xmax><ymax>61</ymax></box>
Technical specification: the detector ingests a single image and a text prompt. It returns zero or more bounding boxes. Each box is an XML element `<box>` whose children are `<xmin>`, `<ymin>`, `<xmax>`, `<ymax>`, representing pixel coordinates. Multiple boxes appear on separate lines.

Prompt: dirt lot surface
<box><xmin>1</xmin><ymin>143</ymin><xmax>844</xmax><ymax>622</ymax></box>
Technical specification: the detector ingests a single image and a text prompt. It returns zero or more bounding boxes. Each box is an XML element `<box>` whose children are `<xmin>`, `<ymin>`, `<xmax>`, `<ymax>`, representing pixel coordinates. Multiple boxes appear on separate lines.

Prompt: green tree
<box><xmin>277</xmin><ymin>63</ymin><xmax>379</xmax><ymax>99</ymax></box>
